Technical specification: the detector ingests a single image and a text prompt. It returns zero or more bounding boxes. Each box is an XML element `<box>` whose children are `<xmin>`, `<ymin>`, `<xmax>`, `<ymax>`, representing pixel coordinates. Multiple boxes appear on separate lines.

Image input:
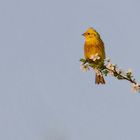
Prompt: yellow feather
<box><xmin>83</xmin><ymin>27</ymin><xmax>106</xmax><ymax>84</ymax></box>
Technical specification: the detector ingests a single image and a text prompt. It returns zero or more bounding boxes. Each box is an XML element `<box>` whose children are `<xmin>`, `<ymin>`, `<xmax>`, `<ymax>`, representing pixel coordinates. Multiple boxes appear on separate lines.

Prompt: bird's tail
<box><xmin>95</xmin><ymin>73</ymin><xmax>105</xmax><ymax>84</ymax></box>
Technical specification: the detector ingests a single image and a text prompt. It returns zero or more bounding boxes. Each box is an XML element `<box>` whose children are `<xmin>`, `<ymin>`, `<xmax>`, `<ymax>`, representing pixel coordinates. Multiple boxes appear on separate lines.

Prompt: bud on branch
<box><xmin>80</xmin><ymin>55</ymin><xmax>140</xmax><ymax>93</ymax></box>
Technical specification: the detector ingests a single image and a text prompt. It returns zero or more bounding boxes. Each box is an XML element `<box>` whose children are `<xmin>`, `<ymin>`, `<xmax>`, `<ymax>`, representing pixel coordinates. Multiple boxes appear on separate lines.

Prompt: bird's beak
<box><xmin>82</xmin><ymin>33</ymin><xmax>85</xmax><ymax>36</ymax></box>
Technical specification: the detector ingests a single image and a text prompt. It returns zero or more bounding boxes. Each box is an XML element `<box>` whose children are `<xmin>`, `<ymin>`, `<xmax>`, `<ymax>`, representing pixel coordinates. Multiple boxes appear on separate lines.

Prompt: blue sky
<box><xmin>0</xmin><ymin>0</ymin><xmax>140</xmax><ymax>140</ymax></box>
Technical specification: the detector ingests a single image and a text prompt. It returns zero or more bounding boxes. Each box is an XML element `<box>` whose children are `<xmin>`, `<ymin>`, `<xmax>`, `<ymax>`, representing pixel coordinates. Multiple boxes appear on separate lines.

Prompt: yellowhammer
<box><xmin>82</xmin><ymin>27</ymin><xmax>106</xmax><ymax>84</ymax></box>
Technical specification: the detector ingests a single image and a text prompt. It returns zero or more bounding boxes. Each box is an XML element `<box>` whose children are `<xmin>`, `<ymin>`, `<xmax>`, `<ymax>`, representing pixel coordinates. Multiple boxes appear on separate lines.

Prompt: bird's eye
<box><xmin>87</xmin><ymin>33</ymin><xmax>90</xmax><ymax>35</ymax></box>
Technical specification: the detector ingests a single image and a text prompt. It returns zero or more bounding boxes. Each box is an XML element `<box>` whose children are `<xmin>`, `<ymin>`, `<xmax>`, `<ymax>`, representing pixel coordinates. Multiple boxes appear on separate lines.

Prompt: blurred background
<box><xmin>0</xmin><ymin>0</ymin><xmax>140</xmax><ymax>140</ymax></box>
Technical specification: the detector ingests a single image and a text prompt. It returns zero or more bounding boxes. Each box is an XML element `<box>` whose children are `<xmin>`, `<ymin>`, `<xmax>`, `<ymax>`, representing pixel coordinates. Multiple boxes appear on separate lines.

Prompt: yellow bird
<box><xmin>82</xmin><ymin>27</ymin><xmax>106</xmax><ymax>84</ymax></box>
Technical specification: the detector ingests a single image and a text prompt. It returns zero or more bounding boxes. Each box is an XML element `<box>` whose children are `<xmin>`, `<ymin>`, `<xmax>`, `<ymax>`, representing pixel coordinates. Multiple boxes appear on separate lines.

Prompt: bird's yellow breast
<box><xmin>84</xmin><ymin>38</ymin><xmax>105</xmax><ymax>60</ymax></box>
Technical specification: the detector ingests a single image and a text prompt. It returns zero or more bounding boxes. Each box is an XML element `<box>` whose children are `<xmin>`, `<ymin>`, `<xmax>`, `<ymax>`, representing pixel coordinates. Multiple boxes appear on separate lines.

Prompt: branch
<box><xmin>80</xmin><ymin>56</ymin><xmax>140</xmax><ymax>93</ymax></box>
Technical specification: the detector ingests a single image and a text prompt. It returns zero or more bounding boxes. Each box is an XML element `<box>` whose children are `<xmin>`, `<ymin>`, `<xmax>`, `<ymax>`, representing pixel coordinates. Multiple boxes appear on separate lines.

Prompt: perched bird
<box><xmin>82</xmin><ymin>27</ymin><xmax>106</xmax><ymax>84</ymax></box>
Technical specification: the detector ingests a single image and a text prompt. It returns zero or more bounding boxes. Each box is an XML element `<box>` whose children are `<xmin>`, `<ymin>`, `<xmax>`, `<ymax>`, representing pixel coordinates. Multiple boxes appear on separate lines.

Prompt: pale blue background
<box><xmin>0</xmin><ymin>0</ymin><xmax>140</xmax><ymax>140</ymax></box>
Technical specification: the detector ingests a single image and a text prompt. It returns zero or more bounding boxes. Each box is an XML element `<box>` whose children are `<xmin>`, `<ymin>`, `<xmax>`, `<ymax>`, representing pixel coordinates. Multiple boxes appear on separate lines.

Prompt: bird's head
<box><xmin>82</xmin><ymin>27</ymin><xmax>100</xmax><ymax>41</ymax></box>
